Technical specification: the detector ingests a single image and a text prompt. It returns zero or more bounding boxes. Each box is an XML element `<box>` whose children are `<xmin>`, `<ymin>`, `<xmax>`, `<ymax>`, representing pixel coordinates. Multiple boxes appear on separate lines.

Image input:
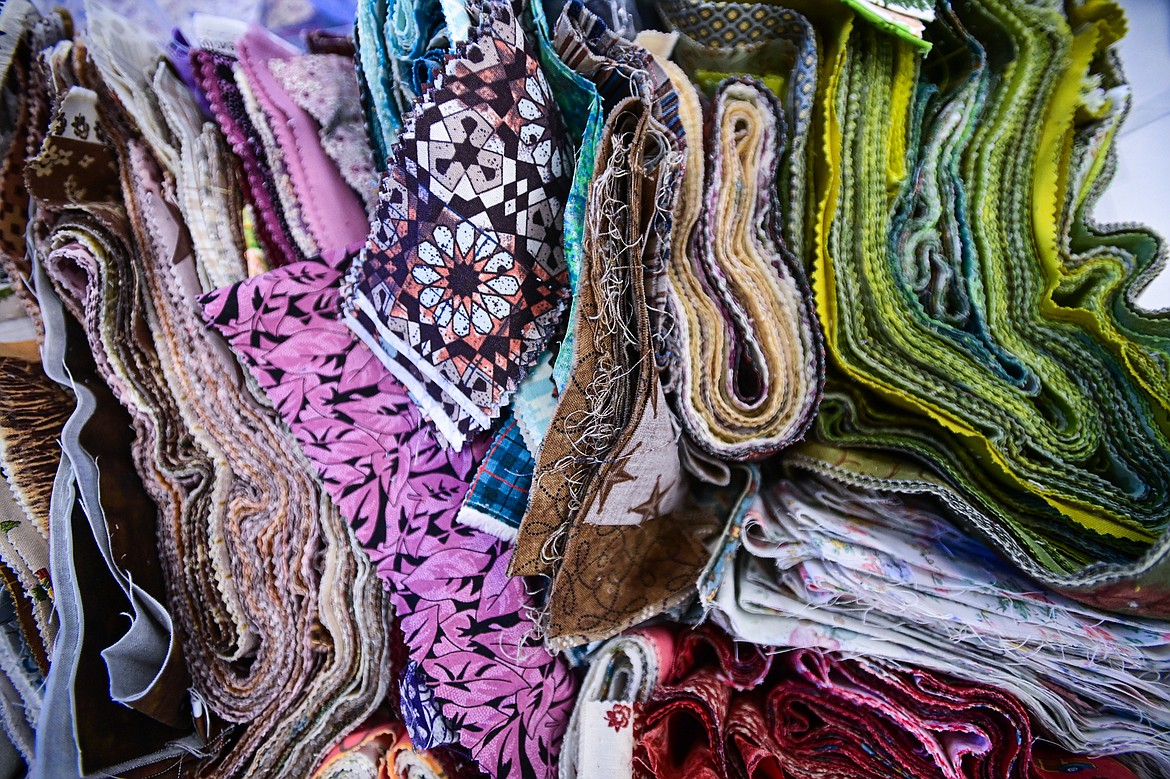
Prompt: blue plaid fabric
<box><xmin>456</xmin><ymin>414</ymin><xmax>535</xmax><ymax>538</ymax></box>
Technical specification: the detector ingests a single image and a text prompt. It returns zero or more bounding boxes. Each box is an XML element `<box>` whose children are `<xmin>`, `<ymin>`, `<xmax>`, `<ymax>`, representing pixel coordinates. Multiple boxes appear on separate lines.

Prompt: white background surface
<box><xmin>1095</xmin><ymin>0</ymin><xmax>1170</xmax><ymax>309</ymax></box>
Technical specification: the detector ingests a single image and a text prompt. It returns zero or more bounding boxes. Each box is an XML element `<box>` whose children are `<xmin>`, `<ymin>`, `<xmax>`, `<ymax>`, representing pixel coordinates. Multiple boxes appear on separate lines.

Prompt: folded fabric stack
<box><xmin>712</xmin><ymin>474</ymin><xmax>1170</xmax><ymax>769</ymax></box>
<box><xmin>0</xmin><ymin>0</ymin><xmax>1167</xmax><ymax>776</ymax></box>
<box><xmin>566</xmin><ymin>622</ymin><xmax>1142</xmax><ymax>779</ymax></box>
<box><xmin>804</xmin><ymin>0</ymin><xmax>1170</xmax><ymax>611</ymax></box>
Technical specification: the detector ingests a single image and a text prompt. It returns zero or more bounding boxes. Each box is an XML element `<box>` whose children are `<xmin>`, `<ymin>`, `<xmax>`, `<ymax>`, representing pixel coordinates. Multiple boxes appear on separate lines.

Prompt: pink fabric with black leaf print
<box><xmin>201</xmin><ymin>248</ymin><xmax>576</xmax><ymax>779</ymax></box>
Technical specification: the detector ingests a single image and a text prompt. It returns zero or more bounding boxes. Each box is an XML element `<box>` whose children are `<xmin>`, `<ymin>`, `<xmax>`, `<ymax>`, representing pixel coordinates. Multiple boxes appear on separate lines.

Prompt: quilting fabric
<box><xmin>452</xmin><ymin>0</ymin><xmax>610</xmax><ymax>535</ymax></box>
<box><xmin>202</xmin><ymin>249</ymin><xmax>577</xmax><ymax>779</ymax></box>
<box><xmin>27</xmin><ymin>32</ymin><xmax>395</xmax><ymax>775</ymax></box>
<box><xmin>510</xmin><ymin>348</ymin><xmax>556</xmax><ymax>452</ymax></box>
<box><xmin>343</xmin><ymin>0</ymin><xmax>573</xmax><ymax>449</ymax></box>
<box><xmin>514</xmin><ymin>93</ymin><xmax>727</xmax><ymax>650</ymax></box>
<box><xmin>191</xmin><ymin>45</ymin><xmax>309</xmax><ymax>267</ymax></box>
<box><xmin>632</xmin><ymin>624</ymin><xmax>773</xmax><ymax>779</ymax></box>
<box><xmin>512</xmin><ymin>1</ymin><xmax>682</xmax><ymax>580</ymax></box>
<box><xmin>25</xmin><ymin>86</ymin><xmax>120</xmax><ymax>207</ymax></box>
<box><xmin>765</xmin><ymin>650</ymin><xmax>1035</xmax><ymax>779</ymax></box>
<box><xmin>4</xmin><ymin>0</ymin><xmax>1170</xmax><ymax>777</ymax></box>
<box><xmin>540</xmin><ymin>0</ymin><xmax>602</xmax><ymax>395</ymax></box>
<box><xmin>651</xmin><ymin>0</ymin><xmax>820</xmax><ymax>248</ymax></box>
<box><xmin>1031</xmin><ymin>744</ymin><xmax>1139</xmax><ymax>779</ymax></box>
<box><xmin>34</xmin><ymin>255</ymin><xmax>200</xmax><ymax>778</ymax></box>
<box><xmin>148</xmin><ymin>59</ymin><xmax>249</xmax><ymax>292</ymax></box>
<box><xmin>454</xmin><ymin>415</ymin><xmax>530</xmax><ymax>541</ymax></box>
<box><xmin>235</xmin><ymin>26</ymin><xmax>370</xmax><ymax>254</ymax></box>
<box><xmin>0</xmin><ymin>357</ymin><xmax>66</xmax><ymax>656</ymax></box>
<box><xmin>356</xmin><ymin>0</ymin><xmax>403</xmax><ymax>170</ymax></box>
<box><xmin>269</xmin><ymin>52</ymin><xmax>381</xmax><ymax>211</ymax></box>
<box><xmin>233</xmin><ymin>53</ymin><xmax>322</xmax><ymax>262</ymax></box>
<box><xmin>311</xmin><ymin>710</ymin><xmax>477</xmax><ymax>779</ymax></box>
<box><xmin>548</xmin><ymin>1</ymin><xmax>685</xmax><ymax>363</ymax></box>
<box><xmin>558</xmin><ymin>627</ymin><xmax>673</xmax><ymax>779</ymax></box>
<box><xmin>0</xmin><ymin>583</ymin><xmax>42</xmax><ymax>764</ymax></box>
<box><xmin>399</xmin><ymin>660</ymin><xmax>457</xmax><ymax>750</ymax></box>
<box><xmin>805</xmin><ymin>0</ymin><xmax>1170</xmax><ymax>616</ymax></box>
<box><xmin>629</xmin><ymin>623</ymin><xmax>1116</xmax><ymax>779</ymax></box>
<box><xmin>709</xmin><ymin>472</ymin><xmax>1170</xmax><ymax>770</ymax></box>
<box><xmin>664</xmin><ymin>74</ymin><xmax>824</xmax><ymax>462</ymax></box>
<box><xmin>0</xmin><ymin>4</ymin><xmax>65</xmax><ymax>341</ymax></box>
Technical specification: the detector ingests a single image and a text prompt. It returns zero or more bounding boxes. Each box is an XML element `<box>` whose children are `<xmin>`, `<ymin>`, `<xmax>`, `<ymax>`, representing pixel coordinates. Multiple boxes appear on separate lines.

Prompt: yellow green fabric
<box><xmin>803</xmin><ymin>0</ymin><xmax>1170</xmax><ymax>615</ymax></box>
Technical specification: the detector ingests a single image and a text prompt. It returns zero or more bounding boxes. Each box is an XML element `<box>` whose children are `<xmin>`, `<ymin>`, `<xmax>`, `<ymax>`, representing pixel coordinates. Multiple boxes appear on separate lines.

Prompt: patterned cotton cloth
<box><xmin>454</xmin><ymin>415</ymin><xmax>531</xmax><ymax>541</ymax></box>
<box><xmin>269</xmin><ymin>52</ymin><xmax>380</xmax><ymax>211</ymax></box>
<box><xmin>202</xmin><ymin>249</ymin><xmax>577</xmax><ymax>779</ymax></box>
<box><xmin>558</xmin><ymin>627</ymin><xmax>674</xmax><ymax>779</ymax></box>
<box><xmin>514</xmin><ymin>89</ymin><xmax>728</xmax><ymax>649</ymax></box>
<box><xmin>344</xmin><ymin>1</ymin><xmax>573</xmax><ymax>449</ymax></box>
<box><xmin>710</xmin><ymin>473</ymin><xmax>1170</xmax><ymax>771</ymax></box>
<box><xmin>310</xmin><ymin>709</ymin><xmax>482</xmax><ymax>779</ymax></box>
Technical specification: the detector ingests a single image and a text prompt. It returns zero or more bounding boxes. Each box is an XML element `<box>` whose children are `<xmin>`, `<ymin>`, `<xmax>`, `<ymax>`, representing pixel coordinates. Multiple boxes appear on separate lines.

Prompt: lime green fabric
<box><xmin>803</xmin><ymin>0</ymin><xmax>1170</xmax><ymax>615</ymax></box>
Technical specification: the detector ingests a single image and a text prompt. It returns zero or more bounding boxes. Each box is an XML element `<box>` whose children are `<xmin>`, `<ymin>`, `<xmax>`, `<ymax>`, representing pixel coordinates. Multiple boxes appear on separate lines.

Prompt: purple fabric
<box><xmin>200</xmin><ymin>248</ymin><xmax>576</xmax><ymax>779</ymax></box>
<box><xmin>236</xmin><ymin>27</ymin><xmax>368</xmax><ymax>253</ymax></box>
<box><xmin>191</xmin><ymin>48</ymin><xmax>306</xmax><ymax>266</ymax></box>
<box><xmin>167</xmin><ymin>31</ymin><xmax>212</xmax><ymax>117</ymax></box>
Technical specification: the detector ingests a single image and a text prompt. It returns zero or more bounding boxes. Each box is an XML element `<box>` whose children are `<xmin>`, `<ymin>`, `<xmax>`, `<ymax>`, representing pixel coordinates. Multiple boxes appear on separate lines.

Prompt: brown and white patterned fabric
<box><xmin>343</xmin><ymin>1</ymin><xmax>572</xmax><ymax>450</ymax></box>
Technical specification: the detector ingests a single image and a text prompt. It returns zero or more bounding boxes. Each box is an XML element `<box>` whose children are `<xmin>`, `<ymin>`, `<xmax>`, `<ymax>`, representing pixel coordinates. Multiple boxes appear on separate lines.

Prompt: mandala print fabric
<box><xmin>344</xmin><ymin>1</ymin><xmax>573</xmax><ymax>449</ymax></box>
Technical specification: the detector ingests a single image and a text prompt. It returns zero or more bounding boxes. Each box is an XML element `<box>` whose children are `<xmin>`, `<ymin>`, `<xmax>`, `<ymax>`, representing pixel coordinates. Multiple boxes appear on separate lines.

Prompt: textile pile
<box><xmin>0</xmin><ymin>0</ymin><xmax>1166</xmax><ymax>776</ymax></box>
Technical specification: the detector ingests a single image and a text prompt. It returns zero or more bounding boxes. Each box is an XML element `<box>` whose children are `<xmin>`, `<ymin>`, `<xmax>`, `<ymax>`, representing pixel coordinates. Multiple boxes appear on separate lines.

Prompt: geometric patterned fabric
<box><xmin>344</xmin><ymin>0</ymin><xmax>572</xmax><ymax>450</ymax></box>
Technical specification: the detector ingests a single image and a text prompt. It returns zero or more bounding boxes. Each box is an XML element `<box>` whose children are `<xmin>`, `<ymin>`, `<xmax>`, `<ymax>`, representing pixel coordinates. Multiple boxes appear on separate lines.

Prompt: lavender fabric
<box><xmin>201</xmin><ymin>248</ymin><xmax>576</xmax><ymax>779</ymax></box>
<box><xmin>235</xmin><ymin>26</ymin><xmax>369</xmax><ymax>254</ymax></box>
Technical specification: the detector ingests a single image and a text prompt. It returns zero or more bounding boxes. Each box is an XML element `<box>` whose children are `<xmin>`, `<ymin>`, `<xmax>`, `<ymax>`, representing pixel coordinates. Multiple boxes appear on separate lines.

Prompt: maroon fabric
<box><xmin>765</xmin><ymin>651</ymin><xmax>1033</xmax><ymax>779</ymax></box>
<box><xmin>627</xmin><ymin>624</ymin><xmax>1136</xmax><ymax>779</ymax></box>
<box><xmin>1031</xmin><ymin>744</ymin><xmax>1138</xmax><ymax>779</ymax></box>
<box><xmin>669</xmin><ymin>624</ymin><xmax>772</xmax><ymax>690</ymax></box>
<box><xmin>635</xmin><ymin>625</ymin><xmax>775</xmax><ymax>779</ymax></box>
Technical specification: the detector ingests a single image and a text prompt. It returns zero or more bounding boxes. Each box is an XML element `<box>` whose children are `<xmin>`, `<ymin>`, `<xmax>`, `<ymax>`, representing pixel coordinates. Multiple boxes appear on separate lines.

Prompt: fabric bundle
<box><xmin>662</xmin><ymin>36</ymin><xmax>824</xmax><ymax>463</ymax></box>
<box><xmin>710</xmin><ymin>473</ymin><xmax>1170</xmax><ymax>769</ymax></box>
<box><xmin>0</xmin><ymin>357</ymin><xmax>67</xmax><ymax>659</ymax></box>
<box><xmin>558</xmin><ymin>627</ymin><xmax>673</xmax><ymax>779</ymax></box>
<box><xmin>805</xmin><ymin>0</ymin><xmax>1170</xmax><ymax>614</ymax></box>
<box><xmin>0</xmin><ymin>0</ymin><xmax>1168</xmax><ymax>776</ymax></box>
<box><xmin>605</xmin><ymin>622</ymin><xmax>1133</xmax><ymax>779</ymax></box>
<box><xmin>10</xmin><ymin>7</ymin><xmax>394</xmax><ymax>777</ymax></box>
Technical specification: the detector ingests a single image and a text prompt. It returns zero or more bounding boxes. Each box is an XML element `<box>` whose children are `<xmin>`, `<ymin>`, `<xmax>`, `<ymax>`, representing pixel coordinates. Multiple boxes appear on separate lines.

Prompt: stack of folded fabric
<box><xmin>0</xmin><ymin>0</ymin><xmax>1167</xmax><ymax>776</ymax></box>
<box><xmin>803</xmin><ymin>0</ymin><xmax>1170</xmax><ymax>612</ymax></box>
<box><xmin>563</xmin><ymin>622</ymin><xmax>1142</xmax><ymax>779</ymax></box>
<box><xmin>711</xmin><ymin>473</ymin><xmax>1170</xmax><ymax>769</ymax></box>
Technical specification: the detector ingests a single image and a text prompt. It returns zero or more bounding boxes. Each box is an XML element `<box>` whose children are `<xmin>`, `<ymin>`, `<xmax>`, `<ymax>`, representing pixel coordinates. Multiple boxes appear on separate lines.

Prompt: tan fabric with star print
<box><xmin>512</xmin><ymin>97</ymin><xmax>719</xmax><ymax>649</ymax></box>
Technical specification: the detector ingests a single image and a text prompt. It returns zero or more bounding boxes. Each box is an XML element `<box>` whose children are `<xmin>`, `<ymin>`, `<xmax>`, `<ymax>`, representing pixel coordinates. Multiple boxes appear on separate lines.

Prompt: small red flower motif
<box><xmin>604</xmin><ymin>703</ymin><xmax>632</xmax><ymax>732</ymax></box>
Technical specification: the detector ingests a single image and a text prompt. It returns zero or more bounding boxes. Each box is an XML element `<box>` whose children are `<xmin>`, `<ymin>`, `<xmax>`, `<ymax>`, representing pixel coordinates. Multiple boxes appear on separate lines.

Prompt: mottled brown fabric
<box><xmin>0</xmin><ymin>356</ymin><xmax>71</xmax><ymax>537</ymax></box>
<box><xmin>516</xmin><ymin>98</ymin><xmax>717</xmax><ymax>649</ymax></box>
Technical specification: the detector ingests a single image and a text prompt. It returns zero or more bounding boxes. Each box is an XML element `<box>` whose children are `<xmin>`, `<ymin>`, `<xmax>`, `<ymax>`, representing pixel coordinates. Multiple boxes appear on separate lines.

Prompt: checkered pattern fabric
<box><xmin>456</xmin><ymin>415</ymin><xmax>534</xmax><ymax>539</ymax></box>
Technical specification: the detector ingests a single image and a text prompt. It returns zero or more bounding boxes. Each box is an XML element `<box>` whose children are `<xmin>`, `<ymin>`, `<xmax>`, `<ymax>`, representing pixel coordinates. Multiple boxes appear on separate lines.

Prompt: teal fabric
<box><xmin>530</xmin><ymin>0</ymin><xmax>602</xmax><ymax>394</ymax></box>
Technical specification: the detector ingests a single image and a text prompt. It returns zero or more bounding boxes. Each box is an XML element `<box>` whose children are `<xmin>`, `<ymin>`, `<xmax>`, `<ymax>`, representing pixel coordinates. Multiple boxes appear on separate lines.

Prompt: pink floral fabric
<box><xmin>200</xmin><ymin>248</ymin><xmax>576</xmax><ymax>779</ymax></box>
